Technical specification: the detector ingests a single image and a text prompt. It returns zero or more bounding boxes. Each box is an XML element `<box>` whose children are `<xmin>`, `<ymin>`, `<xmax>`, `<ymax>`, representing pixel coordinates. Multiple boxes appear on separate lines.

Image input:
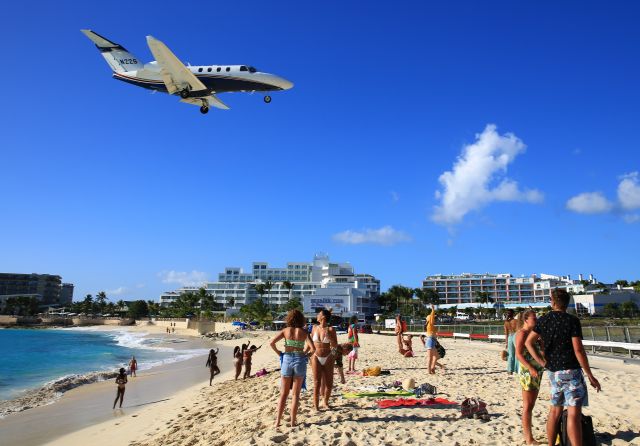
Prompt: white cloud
<box><xmin>390</xmin><ymin>191</ymin><xmax>400</xmax><ymax>203</ymax></box>
<box><xmin>106</xmin><ymin>286</ymin><xmax>128</xmax><ymax>296</ymax></box>
<box><xmin>332</xmin><ymin>226</ymin><xmax>412</xmax><ymax>246</ymax></box>
<box><xmin>566</xmin><ymin>192</ymin><xmax>614</xmax><ymax>214</ymax></box>
<box><xmin>617</xmin><ymin>172</ymin><xmax>640</xmax><ymax>210</ymax></box>
<box><xmin>623</xmin><ymin>214</ymin><xmax>640</xmax><ymax>224</ymax></box>
<box><xmin>432</xmin><ymin>124</ymin><xmax>543</xmax><ymax>225</ymax></box>
<box><xmin>158</xmin><ymin>270</ymin><xmax>208</xmax><ymax>287</ymax></box>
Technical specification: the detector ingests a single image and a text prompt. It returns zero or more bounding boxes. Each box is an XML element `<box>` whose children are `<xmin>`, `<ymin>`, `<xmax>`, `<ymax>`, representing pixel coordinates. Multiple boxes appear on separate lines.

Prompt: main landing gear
<box><xmin>180</xmin><ymin>88</ymin><xmax>190</xmax><ymax>99</ymax></box>
<box><xmin>264</xmin><ymin>95</ymin><xmax>272</xmax><ymax>103</ymax></box>
<box><xmin>200</xmin><ymin>105</ymin><xmax>209</xmax><ymax>114</ymax></box>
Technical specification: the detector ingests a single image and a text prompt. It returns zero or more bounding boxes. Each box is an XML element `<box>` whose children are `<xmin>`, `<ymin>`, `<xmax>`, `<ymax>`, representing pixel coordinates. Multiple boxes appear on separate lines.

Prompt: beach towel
<box><xmin>342</xmin><ymin>390</ymin><xmax>414</xmax><ymax>399</ymax></box>
<box><xmin>377</xmin><ymin>397</ymin><xmax>459</xmax><ymax>409</ymax></box>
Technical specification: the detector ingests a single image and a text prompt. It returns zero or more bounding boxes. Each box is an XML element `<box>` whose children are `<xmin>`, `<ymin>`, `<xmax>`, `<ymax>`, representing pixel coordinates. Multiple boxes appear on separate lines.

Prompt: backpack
<box><xmin>558</xmin><ymin>410</ymin><xmax>596</xmax><ymax>446</ymax></box>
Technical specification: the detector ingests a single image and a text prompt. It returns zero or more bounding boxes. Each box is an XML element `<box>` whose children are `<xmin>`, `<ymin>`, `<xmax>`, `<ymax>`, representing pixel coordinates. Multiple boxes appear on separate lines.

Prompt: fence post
<box><xmin>589</xmin><ymin>327</ymin><xmax>596</xmax><ymax>354</ymax></box>
<box><xmin>605</xmin><ymin>326</ymin><xmax>613</xmax><ymax>353</ymax></box>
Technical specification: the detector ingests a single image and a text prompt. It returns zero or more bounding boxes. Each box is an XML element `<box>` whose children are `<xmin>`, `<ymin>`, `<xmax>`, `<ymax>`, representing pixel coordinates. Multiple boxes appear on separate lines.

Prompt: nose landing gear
<box><xmin>264</xmin><ymin>95</ymin><xmax>272</xmax><ymax>103</ymax></box>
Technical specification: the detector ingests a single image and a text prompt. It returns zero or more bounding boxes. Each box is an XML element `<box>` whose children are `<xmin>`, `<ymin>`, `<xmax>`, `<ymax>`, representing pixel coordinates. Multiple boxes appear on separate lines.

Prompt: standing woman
<box><xmin>347</xmin><ymin>316</ymin><xmax>360</xmax><ymax>373</ymax></box>
<box><xmin>425</xmin><ymin>303</ymin><xmax>438</xmax><ymax>373</ymax></box>
<box><xmin>128</xmin><ymin>356</ymin><xmax>138</xmax><ymax>377</ymax></box>
<box><xmin>504</xmin><ymin>309</ymin><xmax>520</xmax><ymax>374</ymax></box>
<box><xmin>270</xmin><ymin>309</ymin><xmax>315</xmax><ymax>427</ymax></box>
<box><xmin>233</xmin><ymin>346</ymin><xmax>243</xmax><ymax>380</ymax></box>
<box><xmin>395</xmin><ymin>314</ymin><xmax>404</xmax><ymax>352</ymax></box>
<box><xmin>311</xmin><ymin>309</ymin><xmax>338</xmax><ymax>411</ymax></box>
<box><xmin>112</xmin><ymin>367</ymin><xmax>128</xmax><ymax>409</ymax></box>
<box><xmin>515</xmin><ymin>310</ymin><xmax>545</xmax><ymax>445</ymax></box>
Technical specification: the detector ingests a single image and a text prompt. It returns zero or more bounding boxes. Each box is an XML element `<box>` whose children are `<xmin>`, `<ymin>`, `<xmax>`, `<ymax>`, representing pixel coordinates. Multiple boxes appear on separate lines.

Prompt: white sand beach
<box><xmin>33</xmin><ymin>330</ymin><xmax>640</xmax><ymax>446</ymax></box>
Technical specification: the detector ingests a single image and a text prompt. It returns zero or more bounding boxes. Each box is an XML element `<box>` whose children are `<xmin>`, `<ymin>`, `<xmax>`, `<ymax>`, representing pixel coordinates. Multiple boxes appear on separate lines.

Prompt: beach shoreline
<box><xmin>0</xmin><ymin>324</ymin><xmax>256</xmax><ymax>445</ymax></box>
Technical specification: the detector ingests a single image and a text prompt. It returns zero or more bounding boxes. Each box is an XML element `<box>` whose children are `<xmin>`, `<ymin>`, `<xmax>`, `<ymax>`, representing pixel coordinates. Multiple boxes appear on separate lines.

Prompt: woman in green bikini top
<box><xmin>515</xmin><ymin>310</ymin><xmax>545</xmax><ymax>445</ymax></box>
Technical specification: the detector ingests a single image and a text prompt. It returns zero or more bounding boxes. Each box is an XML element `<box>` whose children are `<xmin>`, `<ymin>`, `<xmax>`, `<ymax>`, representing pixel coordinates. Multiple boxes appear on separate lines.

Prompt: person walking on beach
<box><xmin>128</xmin><ymin>356</ymin><xmax>137</xmax><ymax>377</ymax></box>
<box><xmin>504</xmin><ymin>309</ymin><xmax>519</xmax><ymax>374</ymax></box>
<box><xmin>311</xmin><ymin>309</ymin><xmax>338</xmax><ymax>411</ymax></box>
<box><xmin>347</xmin><ymin>316</ymin><xmax>360</xmax><ymax>373</ymax></box>
<box><xmin>112</xmin><ymin>367</ymin><xmax>128</xmax><ymax>409</ymax></box>
<box><xmin>424</xmin><ymin>303</ymin><xmax>438</xmax><ymax>373</ymax></box>
<box><xmin>515</xmin><ymin>310</ymin><xmax>545</xmax><ymax>445</ymax></box>
<box><xmin>270</xmin><ymin>309</ymin><xmax>315</xmax><ymax>427</ymax></box>
<box><xmin>206</xmin><ymin>348</ymin><xmax>221</xmax><ymax>385</ymax></box>
<box><xmin>243</xmin><ymin>344</ymin><xmax>262</xmax><ymax>379</ymax></box>
<box><xmin>525</xmin><ymin>289</ymin><xmax>601</xmax><ymax>446</ymax></box>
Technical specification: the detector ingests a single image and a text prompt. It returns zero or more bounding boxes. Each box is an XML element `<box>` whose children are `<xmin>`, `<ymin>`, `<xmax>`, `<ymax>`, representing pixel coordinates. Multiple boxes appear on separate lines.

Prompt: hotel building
<box><xmin>422</xmin><ymin>273</ymin><xmax>581</xmax><ymax>305</ymax></box>
<box><xmin>159</xmin><ymin>254</ymin><xmax>381</xmax><ymax>318</ymax></box>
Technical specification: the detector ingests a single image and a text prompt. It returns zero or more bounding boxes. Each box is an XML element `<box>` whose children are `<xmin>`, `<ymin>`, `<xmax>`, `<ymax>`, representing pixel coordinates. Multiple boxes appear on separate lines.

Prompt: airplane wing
<box><xmin>180</xmin><ymin>95</ymin><xmax>230</xmax><ymax>110</ymax></box>
<box><xmin>146</xmin><ymin>35</ymin><xmax>207</xmax><ymax>96</ymax></box>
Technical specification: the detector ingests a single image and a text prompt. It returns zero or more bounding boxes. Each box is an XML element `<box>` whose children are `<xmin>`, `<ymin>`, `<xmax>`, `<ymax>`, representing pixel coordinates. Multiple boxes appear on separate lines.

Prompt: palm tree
<box><xmin>264</xmin><ymin>279</ymin><xmax>274</xmax><ymax>310</ymax></box>
<box><xmin>116</xmin><ymin>299</ymin><xmax>126</xmax><ymax>317</ymax></box>
<box><xmin>95</xmin><ymin>291</ymin><xmax>108</xmax><ymax>315</ymax></box>
<box><xmin>282</xmin><ymin>281</ymin><xmax>294</xmax><ymax>303</ymax></box>
<box><xmin>254</xmin><ymin>283</ymin><xmax>267</xmax><ymax>304</ymax></box>
<box><xmin>227</xmin><ymin>296</ymin><xmax>235</xmax><ymax>310</ymax></box>
<box><xmin>82</xmin><ymin>294</ymin><xmax>94</xmax><ymax>315</ymax></box>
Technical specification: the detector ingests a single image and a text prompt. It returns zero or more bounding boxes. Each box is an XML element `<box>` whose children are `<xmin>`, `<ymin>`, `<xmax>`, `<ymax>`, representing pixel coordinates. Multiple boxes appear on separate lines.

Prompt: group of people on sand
<box><xmin>505</xmin><ymin>289</ymin><xmax>601</xmax><ymax>445</ymax></box>
<box><xmin>165</xmin><ymin>323</ymin><xmax>176</xmax><ymax>334</ymax></box>
<box><xmin>232</xmin><ymin>340</ymin><xmax>262</xmax><ymax>380</ymax></box>
<box><xmin>394</xmin><ymin>304</ymin><xmax>444</xmax><ymax>373</ymax></box>
<box><xmin>269</xmin><ymin>309</ymin><xmax>360</xmax><ymax>427</ymax></box>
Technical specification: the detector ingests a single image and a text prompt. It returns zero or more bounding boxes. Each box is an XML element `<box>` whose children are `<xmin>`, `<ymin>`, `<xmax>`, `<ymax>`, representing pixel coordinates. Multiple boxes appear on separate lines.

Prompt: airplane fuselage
<box><xmin>113</xmin><ymin>63</ymin><xmax>292</xmax><ymax>95</ymax></box>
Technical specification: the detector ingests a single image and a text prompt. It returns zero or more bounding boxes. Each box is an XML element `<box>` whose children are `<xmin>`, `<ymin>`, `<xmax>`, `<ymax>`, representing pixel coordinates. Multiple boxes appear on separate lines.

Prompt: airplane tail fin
<box><xmin>81</xmin><ymin>29</ymin><xmax>144</xmax><ymax>73</ymax></box>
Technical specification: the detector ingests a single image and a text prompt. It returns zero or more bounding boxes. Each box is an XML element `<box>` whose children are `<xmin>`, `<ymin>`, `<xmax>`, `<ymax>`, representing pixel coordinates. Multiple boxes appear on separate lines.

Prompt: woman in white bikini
<box><xmin>311</xmin><ymin>309</ymin><xmax>338</xmax><ymax>411</ymax></box>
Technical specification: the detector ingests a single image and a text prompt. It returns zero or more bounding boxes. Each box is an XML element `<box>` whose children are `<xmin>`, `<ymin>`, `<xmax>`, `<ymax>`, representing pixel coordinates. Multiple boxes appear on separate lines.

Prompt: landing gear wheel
<box><xmin>264</xmin><ymin>95</ymin><xmax>272</xmax><ymax>103</ymax></box>
<box><xmin>200</xmin><ymin>106</ymin><xmax>209</xmax><ymax>114</ymax></box>
<box><xmin>180</xmin><ymin>89</ymin><xmax>190</xmax><ymax>99</ymax></box>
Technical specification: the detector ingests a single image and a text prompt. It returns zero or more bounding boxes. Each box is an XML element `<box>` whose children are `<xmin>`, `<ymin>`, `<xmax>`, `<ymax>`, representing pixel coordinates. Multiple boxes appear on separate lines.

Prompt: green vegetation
<box><xmin>0</xmin><ymin>296</ymin><xmax>40</xmax><ymax>316</ymax></box>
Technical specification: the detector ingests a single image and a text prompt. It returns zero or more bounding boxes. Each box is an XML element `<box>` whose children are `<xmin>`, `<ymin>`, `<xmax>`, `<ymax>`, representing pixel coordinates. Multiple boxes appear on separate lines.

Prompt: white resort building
<box><xmin>159</xmin><ymin>254</ymin><xmax>380</xmax><ymax>318</ymax></box>
<box><xmin>422</xmin><ymin>272</ymin><xmax>584</xmax><ymax>305</ymax></box>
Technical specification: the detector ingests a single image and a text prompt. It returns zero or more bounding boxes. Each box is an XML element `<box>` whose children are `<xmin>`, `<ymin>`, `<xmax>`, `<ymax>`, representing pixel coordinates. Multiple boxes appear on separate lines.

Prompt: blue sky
<box><xmin>1</xmin><ymin>1</ymin><xmax>639</xmax><ymax>301</ymax></box>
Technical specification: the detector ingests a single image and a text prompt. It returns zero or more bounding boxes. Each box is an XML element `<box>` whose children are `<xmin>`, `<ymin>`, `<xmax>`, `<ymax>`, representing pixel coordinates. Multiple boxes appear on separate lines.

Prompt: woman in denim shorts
<box><xmin>270</xmin><ymin>309</ymin><xmax>315</xmax><ymax>427</ymax></box>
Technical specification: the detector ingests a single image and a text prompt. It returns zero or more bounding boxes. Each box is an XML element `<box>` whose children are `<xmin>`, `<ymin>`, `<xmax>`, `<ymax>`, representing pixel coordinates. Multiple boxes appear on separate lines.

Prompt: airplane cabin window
<box><xmin>226</xmin><ymin>67</ymin><xmax>230</xmax><ymax>72</ymax></box>
<box><xmin>198</xmin><ymin>68</ymin><xmax>203</xmax><ymax>72</ymax></box>
<box><xmin>208</xmin><ymin>67</ymin><xmax>212</xmax><ymax>72</ymax></box>
<box><xmin>240</xmin><ymin>66</ymin><xmax>248</xmax><ymax>72</ymax></box>
<box><xmin>217</xmin><ymin>67</ymin><xmax>221</xmax><ymax>72</ymax></box>
<box><xmin>248</xmin><ymin>66</ymin><xmax>257</xmax><ymax>73</ymax></box>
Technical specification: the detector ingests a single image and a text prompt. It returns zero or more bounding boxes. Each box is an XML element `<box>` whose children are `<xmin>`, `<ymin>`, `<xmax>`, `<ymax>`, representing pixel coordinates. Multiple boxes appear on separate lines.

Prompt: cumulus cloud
<box><xmin>432</xmin><ymin>124</ymin><xmax>543</xmax><ymax>225</ymax></box>
<box><xmin>158</xmin><ymin>270</ymin><xmax>208</xmax><ymax>287</ymax></box>
<box><xmin>617</xmin><ymin>172</ymin><xmax>640</xmax><ymax>210</ymax></box>
<box><xmin>332</xmin><ymin>226</ymin><xmax>412</xmax><ymax>246</ymax></box>
<box><xmin>566</xmin><ymin>172</ymin><xmax>640</xmax><ymax>222</ymax></box>
<box><xmin>565</xmin><ymin>192</ymin><xmax>614</xmax><ymax>214</ymax></box>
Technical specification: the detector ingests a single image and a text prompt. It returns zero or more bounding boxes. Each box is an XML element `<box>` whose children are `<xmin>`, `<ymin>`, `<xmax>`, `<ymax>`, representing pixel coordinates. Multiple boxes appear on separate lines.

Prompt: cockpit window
<box><xmin>248</xmin><ymin>66</ymin><xmax>257</xmax><ymax>73</ymax></box>
<box><xmin>240</xmin><ymin>66</ymin><xmax>248</xmax><ymax>72</ymax></box>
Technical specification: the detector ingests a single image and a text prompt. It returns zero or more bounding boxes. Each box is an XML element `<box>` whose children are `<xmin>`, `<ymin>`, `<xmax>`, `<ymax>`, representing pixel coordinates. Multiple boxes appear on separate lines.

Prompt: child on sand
<box><xmin>400</xmin><ymin>335</ymin><xmax>414</xmax><ymax>357</ymax></box>
<box><xmin>112</xmin><ymin>367</ymin><xmax>127</xmax><ymax>409</ymax></box>
<box><xmin>128</xmin><ymin>356</ymin><xmax>137</xmax><ymax>377</ymax></box>
<box><xmin>334</xmin><ymin>343</ymin><xmax>354</xmax><ymax>384</ymax></box>
<box><xmin>347</xmin><ymin>316</ymin><xmax>360</xmax><ymax>373</ymax></box>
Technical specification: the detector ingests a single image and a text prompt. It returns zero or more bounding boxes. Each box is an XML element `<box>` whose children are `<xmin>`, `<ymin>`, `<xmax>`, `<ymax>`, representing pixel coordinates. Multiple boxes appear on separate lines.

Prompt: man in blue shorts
<box><xmin>525</xmin><ymin>288</ymin><xmax>601</xmax><ymax>446</ymax></box>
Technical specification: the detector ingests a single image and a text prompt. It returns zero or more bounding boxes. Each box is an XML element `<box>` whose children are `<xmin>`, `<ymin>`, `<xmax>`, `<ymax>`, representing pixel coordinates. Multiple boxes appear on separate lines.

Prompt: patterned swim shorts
<box><xmin>548</xmin><ymin>369</ymin><xmax>588</xmax><ymax>407</ymax></box>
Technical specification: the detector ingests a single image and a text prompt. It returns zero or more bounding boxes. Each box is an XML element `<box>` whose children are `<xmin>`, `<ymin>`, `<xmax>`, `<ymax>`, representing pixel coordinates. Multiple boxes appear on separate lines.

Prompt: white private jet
<box><xmin>81</xmin><ymin>30</ymin><xmax>293</xmax><ymax>114</ymax></box>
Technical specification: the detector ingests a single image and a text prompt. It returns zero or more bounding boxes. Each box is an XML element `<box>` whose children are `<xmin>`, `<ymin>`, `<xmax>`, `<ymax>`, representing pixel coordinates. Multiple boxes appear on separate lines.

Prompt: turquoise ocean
<box><xmin>0</xmin><ymin>328</ymin><xmax>206</xmax><ymax>405</ymax></box>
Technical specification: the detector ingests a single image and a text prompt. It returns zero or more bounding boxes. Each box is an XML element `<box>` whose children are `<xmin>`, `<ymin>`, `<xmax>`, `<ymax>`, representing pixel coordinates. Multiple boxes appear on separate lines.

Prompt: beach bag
<box><xmin>501</xmin><ymin>350</ymin><xmax>508</xmax><ymax>361</ymax></box>
<box><xmin>460</xmin><ymin>398</ymin><xmax>488</xmax><ymax>418</ymax></box>
<box><xmin>558</xmin><ymin>410</ymin><xmax>596</xmax><ymax>446</ymax></box>
<box><xmin>435</xmin><ymin>341</ymin><xmax>446</xmax><ymax>359</ymax></box>
<box><xmin>363</xmin><ymin>366</ymin><xmax>382</xmax><ymax>376</ymax></box>
<box><xmin>255</xmin><ymin>368</ymin><xmax>268</xmax><ymax>377</ymax></box>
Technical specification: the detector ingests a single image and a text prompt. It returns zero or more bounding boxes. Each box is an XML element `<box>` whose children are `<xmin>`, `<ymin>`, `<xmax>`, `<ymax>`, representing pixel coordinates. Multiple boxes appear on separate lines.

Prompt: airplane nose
<box><xmin>277</xmin><ymin>77</ymin><xmax>294</xmax><ymax>90</ymax></box>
